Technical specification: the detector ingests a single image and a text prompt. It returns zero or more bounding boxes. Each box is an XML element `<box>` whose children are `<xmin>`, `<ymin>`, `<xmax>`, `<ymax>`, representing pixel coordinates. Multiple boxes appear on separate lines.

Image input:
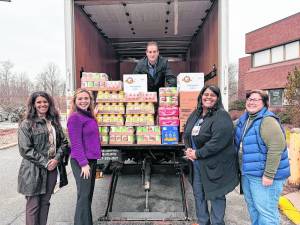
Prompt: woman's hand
<box><xmin>81</xmin><ymin>164</ymin><xmax>91</xmax><ymax>179</ymax></box>
<box><xmin>94</xmin><ymin>106</ymin><xmax>99</xmax><ymax>115</ymax></box>
<box><xmin>47</xmin><ymin>159</ymin><xmax>58</xmax><ymax>171</ymax></box>
<box><xmin>262</xmin><ymin>176</ymin><xmax>273</xmax><ymax>186</ymax></box>
<box><xmin>185</xmin><ymin>148</ymin><xmax>197</xmax><ymax>161</ymax></box>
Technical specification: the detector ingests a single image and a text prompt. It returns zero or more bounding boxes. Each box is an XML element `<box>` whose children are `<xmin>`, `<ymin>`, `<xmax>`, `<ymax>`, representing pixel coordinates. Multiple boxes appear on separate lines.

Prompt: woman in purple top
<box><xmin>67</xmin><ymin>88</ymin><xmax>101</xmax><ymax>225</ymax></box>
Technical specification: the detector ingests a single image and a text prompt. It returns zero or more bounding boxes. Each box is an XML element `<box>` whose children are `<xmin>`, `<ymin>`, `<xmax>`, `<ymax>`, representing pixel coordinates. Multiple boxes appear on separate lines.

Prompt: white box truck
<box><xmin>64</xmin><ymin>0</ymin><xmax>229</xmax><ymax>222</ymax></box>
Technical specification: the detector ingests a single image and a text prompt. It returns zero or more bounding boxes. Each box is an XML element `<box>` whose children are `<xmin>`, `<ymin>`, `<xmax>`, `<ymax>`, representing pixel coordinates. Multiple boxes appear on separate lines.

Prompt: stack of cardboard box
<box><xmin>177</xmin><ymin>73</ymin><xmax>204</xmax><ymax>134</ymax></box>
<box><xmin>179</xmin><ymin>92</ymin><xmax>200</xmax><ymax>133</ymax></box>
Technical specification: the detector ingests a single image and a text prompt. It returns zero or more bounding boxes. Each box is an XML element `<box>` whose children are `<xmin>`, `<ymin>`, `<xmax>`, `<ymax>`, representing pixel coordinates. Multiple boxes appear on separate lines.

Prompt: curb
<box><xmin>279</xmin><ymin>196</ymin><xmax>300</xmax><ymax>224</ymax></box>
<box><xmin>0</xmin><ymin>142</ymin><xmax>17</xmax><ymax>150</ymax></box>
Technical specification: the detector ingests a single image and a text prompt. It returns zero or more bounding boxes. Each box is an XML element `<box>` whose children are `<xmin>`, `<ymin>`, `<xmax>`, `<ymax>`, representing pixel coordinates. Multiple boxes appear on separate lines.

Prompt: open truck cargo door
<box><xmin>65</xmin><ymin>0</ymin><xmax>229</xmax><ymax>109</ymax></box>
<box><xmin>64</xmin><ymin>0</ymin><xmax>229</xmax><ymax>222</ymax></box>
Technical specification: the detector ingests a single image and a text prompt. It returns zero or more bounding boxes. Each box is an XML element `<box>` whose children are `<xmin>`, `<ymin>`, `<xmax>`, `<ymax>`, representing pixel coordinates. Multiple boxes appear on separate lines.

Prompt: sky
<box><xmin>0</xmin><ymin>0</ymin><xmax>300</xmax><ymax>79</ymax></box>
<box><xmin>0</xmin><ymin>0</ymin><xmax>65</xmax><ymax>80</ymax></box>
<box><xmin>229</xmin><ymin>0</ymin><xmax>300</xmax><ymax>64</ymax></box>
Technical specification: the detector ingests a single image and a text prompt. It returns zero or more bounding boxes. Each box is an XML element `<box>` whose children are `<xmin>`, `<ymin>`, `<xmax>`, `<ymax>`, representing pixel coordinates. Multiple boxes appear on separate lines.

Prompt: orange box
<box><xmin>179</xmin><ymin>91</ymin><xmax>200</xmax><ymax>108</ymax></box>
<box><xmin>179</xmin><ymin>108</ymin><xmax>194</xmax><ymax>119</ymax></box>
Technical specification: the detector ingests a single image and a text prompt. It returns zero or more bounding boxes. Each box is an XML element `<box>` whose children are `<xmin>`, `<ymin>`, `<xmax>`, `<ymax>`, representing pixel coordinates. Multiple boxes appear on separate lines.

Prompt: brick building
<box><xmin>238</xmin><ymin>12</ymin><xmax>300</xmax><ymax>107</ymax></box>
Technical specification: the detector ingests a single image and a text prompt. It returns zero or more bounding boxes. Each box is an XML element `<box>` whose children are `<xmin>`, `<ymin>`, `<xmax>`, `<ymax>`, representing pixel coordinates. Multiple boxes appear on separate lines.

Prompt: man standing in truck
<box><xmin>133</xmin><ymin>41</ymin><xmax>177</xmax><ymax>92</ymax></box>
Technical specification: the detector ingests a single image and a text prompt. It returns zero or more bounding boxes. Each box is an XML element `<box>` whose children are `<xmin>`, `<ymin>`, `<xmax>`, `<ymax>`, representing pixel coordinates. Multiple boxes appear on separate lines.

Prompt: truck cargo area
<box><xmin>71</xmin><ymin>0</ymin><xmax>222</xmax><ymax>88</ymax></box>
<box><xmin>65</xmin><ymin>0</ymin><xmax>228</xmax><ymax>223</ymax></box>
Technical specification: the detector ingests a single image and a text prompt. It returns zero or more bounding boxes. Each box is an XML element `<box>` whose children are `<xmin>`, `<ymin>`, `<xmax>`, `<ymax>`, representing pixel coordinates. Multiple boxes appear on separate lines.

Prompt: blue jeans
<box><xmin>193</xmin><ymin>160</ymin><xmax>226</xmax><ymax>225</ymax></box>
<box><xmin>242</xmin><ymin>175</ymin><xmax>285</xmax><ymax>225</ymax></box>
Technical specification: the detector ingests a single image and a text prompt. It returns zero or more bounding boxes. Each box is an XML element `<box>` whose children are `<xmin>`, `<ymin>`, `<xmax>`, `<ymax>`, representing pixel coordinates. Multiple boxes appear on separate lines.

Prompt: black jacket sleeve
<box><xmin>164</xmin><ymin>60</ymin><xmax>177</xmax><ymax>87</ymax></box>
<box><xmin>133</xmin><ymin>61</ymin><xmax>142</xmax><ymax>74</ymax></box>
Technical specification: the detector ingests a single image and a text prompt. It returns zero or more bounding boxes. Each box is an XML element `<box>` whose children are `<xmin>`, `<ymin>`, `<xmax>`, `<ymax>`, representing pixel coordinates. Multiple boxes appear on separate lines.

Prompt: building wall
<box><xmin>243</xmin><ymin>59</ymin><xmax>300</xmax><ymax>91</ymax></box>
<box><xmin>246</xmin><ymin>12</ymin><xmax>300</xmax><ymax>53</ymax></box>
<box><xmin>74</xmin><ymin>5</ymin><xmax>119</xmax><ymax>87</ymax></box>
<box><xmin>190</xmin><ymin>0</ymin><xmax>218</xmax><ymax>85</ymax></box>
<box><xmin>239</xmin><ymin>13</ymin><xmax>300</xmax><ymax>106</ymax></box>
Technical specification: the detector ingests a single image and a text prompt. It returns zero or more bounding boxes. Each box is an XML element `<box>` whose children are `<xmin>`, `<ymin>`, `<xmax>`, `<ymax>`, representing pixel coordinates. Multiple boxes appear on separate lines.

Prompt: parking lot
<box><xmin>0</xmin><ymin>144</ymin><xmax>294</xmax><ymax>225</ymax></box>
<box><xmin>0</xmin><ymin>121</ymin><xmax>18</xmax><ymax>129</ymax></box>
<box><xmin>0</xmin><ymin>122</ymin><xmax>18</xmax><ymax>149</ymax></box>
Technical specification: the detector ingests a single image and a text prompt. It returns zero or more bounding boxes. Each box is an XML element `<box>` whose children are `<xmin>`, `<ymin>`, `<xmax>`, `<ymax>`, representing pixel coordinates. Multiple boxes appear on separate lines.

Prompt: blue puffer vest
<box><xmin>235</xmin><ymin>107</ymin><xmax>290</xmax><ymax>179</ymax></box>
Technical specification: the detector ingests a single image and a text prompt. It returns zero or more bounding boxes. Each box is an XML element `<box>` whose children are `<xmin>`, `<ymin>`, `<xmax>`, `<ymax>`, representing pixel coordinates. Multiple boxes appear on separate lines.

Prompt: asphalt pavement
<box><xmin>0</xmin><ymin>146</ymin><xmax>293</xmax><ymax>225</ymax></box>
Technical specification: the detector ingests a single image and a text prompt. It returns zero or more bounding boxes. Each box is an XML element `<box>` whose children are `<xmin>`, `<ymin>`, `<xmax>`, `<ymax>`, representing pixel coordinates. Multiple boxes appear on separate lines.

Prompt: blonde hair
<box><xmin>69</xmin><ymin>88</ymin><xmax>96</xmax><ymax>119</ymax></box>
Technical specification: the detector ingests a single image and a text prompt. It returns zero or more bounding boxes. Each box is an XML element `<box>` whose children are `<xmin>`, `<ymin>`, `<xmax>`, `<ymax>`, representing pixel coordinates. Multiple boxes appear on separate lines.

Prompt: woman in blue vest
<box><xmin>235</xmin><ymin>89</ymin><xmax>290</xmax><ymax>225</ymax></box>
<box><xmin>183</xmin><ymin>85</ymin><xmax>239</xmax><ymax>225</ymax></box>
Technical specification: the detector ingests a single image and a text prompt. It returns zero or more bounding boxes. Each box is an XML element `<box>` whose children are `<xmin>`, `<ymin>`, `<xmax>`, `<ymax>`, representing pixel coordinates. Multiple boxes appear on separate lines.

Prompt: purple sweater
<box><xmin>67</xmin><ymin>112</ymin><xmax>101</xmax><ymax>166</ymax></box>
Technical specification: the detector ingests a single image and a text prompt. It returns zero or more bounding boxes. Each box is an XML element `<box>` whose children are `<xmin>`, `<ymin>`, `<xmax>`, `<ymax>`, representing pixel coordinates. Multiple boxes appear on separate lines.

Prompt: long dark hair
<box><xmin>25</xmin><ymin>91</ymin><xmax>60</xmax><ymax>126</ymax></box>
<box><xmin>196</xmin><ymin>85</ymin><xmax>224</xmax><ymax>116</ymax></box>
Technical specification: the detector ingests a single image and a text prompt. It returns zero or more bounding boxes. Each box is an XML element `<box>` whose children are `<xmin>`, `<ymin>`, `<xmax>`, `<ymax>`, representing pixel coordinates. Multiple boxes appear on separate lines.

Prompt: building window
<box><xmin>253</xmin><ymin>49</ymin><xmax>270</xmax><ymax>67</ymax></box>
<box><xmin>252</xmin><ymin>40</ymin><xmax>300</xmax><ymax>68</ymax></box>
<box><xmin>285</xmin><ymin>41</ymin><xmax>300</xmax><ymax>60</ymax></box>
<box><xmin>271</xmin><ymin>46</ymin><xmax>284</xmax><ymax>63</ymax></box>
<box><xmin>269</xmin><ymin>89</ymin><xmax>283</xmax><ymax>106</ymax></box>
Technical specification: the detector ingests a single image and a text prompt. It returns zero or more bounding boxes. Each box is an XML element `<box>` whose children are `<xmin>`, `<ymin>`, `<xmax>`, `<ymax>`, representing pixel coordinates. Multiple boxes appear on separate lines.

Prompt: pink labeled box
<box><xmin>158</xmin><ymin>106</ymin><xmax>179</xmax><ymax>117</ymax></box>
<box><xmin>159</xmin><ymin>117</ymin><xmax>180</xmax><ymax>126</ymax></box>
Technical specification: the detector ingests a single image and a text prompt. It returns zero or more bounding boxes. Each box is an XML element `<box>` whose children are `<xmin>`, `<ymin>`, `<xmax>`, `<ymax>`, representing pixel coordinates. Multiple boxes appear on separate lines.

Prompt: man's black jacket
<box><xmin>133</xmin><ymin>56</ymin><xmax>177</xmax><ymax>92</ymax></box>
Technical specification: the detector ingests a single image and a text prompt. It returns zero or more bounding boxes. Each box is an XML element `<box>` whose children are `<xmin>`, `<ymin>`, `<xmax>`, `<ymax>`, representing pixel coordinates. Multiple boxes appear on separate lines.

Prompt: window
<box><xmin>252</xmin><ymin>40</ymin><xmax>300</xmax><ymax>68</ymax></box>
<box><xmin>285</xmin><ymin>41</ymin><xmax>300</xmax><ymax>60</ymax></box>
<box><xmin>271</xmin><ymin>46</ymin><xmax>284</xmax><ymax>63</ymax></box>
<box><xmin>253</xmin><ymin>49</ymin><xmax>270</xmax><ymax>67</ymax></box>
<box><xmin>269</xmin><ymin>89</ymin><xmax>283</xmax><ymax>106</ymax></box>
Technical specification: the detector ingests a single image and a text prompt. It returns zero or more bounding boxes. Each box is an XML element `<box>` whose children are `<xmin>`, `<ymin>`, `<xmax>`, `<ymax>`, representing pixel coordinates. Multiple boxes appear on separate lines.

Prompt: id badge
<box><xmin>192</xmin><ymin>126</ymin><xmax>201</xmax><ymax>136</ymax></box>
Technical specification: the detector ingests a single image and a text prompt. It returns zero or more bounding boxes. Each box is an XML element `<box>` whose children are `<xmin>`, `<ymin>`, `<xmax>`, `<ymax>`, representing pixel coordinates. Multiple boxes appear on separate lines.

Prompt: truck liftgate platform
<box><xmin>97</xmin><ymin>144</ymin><xmax>190</xmax><ymax>222</ymax></box>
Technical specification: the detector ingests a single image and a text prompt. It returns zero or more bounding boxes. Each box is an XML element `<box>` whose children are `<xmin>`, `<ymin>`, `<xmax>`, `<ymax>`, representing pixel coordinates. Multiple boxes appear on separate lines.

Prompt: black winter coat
<box><xmin>183</xmin><ymin>108</ymin><xmax>239</xmax><ymax>200</ymax></box>
<box><xmin>18</xmin><ymin>118</ymin><xmax>69</xmax><ymax>196</ymax></box>
<box><xmin>133</xmin><ymin>56</ymin><xmax>177</xmax><ymax>92</ymax></box>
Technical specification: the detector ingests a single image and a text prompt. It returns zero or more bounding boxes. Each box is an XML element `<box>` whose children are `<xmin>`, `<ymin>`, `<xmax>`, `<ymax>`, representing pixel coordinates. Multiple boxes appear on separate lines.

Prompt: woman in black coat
<box><xmin>18</xmin><ymin>91</ymin><xmax>69</xmax><ymax>225</ymax></box>
<box><xmin>183</xmin><ymin>85</ymin><xmax>239</xmax><ymax>225</ymax></box>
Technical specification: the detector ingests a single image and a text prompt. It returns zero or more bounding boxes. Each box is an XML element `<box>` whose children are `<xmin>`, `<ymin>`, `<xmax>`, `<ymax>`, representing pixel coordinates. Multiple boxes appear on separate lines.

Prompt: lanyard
<box><xmin>240</xmin><ymin>117</ymin><xmax>250</xmax><ymax>148</ymax></box>
<box><xmin>191</xmin><ymin>117</ymin><xmax>204</xmax><ymax>136</ymax></box>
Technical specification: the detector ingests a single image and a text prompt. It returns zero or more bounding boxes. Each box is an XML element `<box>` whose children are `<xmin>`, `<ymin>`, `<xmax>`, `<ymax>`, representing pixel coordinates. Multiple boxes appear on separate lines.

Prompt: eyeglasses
<box><xmin>247</xmin><ymin>98</ymin><xmax>262</xmax><ymax>102</ymax></box>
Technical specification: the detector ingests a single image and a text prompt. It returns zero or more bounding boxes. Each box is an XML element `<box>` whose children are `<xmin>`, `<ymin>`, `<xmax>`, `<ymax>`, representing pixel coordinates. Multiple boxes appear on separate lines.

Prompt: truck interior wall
<box><xmin>120</xmin><ymin>61</ymin><xmax>189</xmax><ymax>78</ymax></box>
<box><xmin>74</xmin><ymin>5</ymin><xmax>119</xmax><ymax>87</ymax></box>
<box><xmin>189</xmin><ymin>1</ymin><xmax>218</xmax><ymax>85</ymax></box>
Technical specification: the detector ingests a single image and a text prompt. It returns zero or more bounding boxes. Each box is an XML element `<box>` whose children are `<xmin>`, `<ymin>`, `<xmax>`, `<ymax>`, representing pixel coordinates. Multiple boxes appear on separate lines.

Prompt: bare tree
<box><xmin>0</xmin><ymin>61</ymin><xmax>66</xmax><ymax>114</ymax></box>
<box><xmin>11</xmin><ymin>73</ymin><xmax>34</xmax><ymax>107</ymax></box>
<box><xmin>0</xmin><ymin>61</ymin><xmax>14</xmax><ymax>109</ymax></box>
<box><xmin>228</xmin><ymin>63</ymin><xmax>238</xmax><ymax>103</ymax></box>
<box><xmin>36</xmin><ymin>63</ymin><xmax>61</xmax><ymax>96</ymax></box>
<box><xmin>35</xmin><ymin>63</ymin><xmax>67</xmax><ymax>112</ymax></box>
<box><xmin>36</xmin><ymin>72</ymin><xmax>48</xmax><ymax>92</ymax></box>
<box><xmin>0</xmin><ymin>61</ymin><xmax>35</xmax><ymax>112</ymax></box>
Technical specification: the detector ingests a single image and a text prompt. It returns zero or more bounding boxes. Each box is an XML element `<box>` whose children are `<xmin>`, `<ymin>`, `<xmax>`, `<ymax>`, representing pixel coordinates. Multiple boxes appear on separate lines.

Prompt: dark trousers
<box><xmin>192</xmin><ymin>161</ymin><xmax>226</xmax><ymax>225</ymax></box>
<box><xmin>26</xmin><ymin>169</ymin><xmax>58</xmax><ymax>225</ymax></box>
<box><xmin>71</xmin><ymin>158</ymin><xmax>97</xmax><ymax>225</ymax></box>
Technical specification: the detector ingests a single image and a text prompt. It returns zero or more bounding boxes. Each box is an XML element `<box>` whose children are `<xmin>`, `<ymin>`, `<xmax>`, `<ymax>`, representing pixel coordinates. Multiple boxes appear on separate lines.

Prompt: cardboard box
<box><xmin>179</xmin><ymin>108</ymin><xmax>194</xmax><ymax>119</ymax></box>
<box><xmin>158</xmin><ymin>106</ymin><xmax>179</xmax><ymax>117</ymax></box>
<box><xmin>159</xmin><ymin>117</ymin><xmax>180</xmax><ymax>126</ymax></box>
<box><xmin>177</xmin><ymin>73</ymin><xmax>204</xmax><ymax>92</ymax></box>
<box><xmin>161</xmin><ymin>126</ymin><xmax>179</xmax><ymax>145</ymax></box>
<box><xmin>179</xmin><ymin>91</ymin><xmax>200</xmax><ymax>108</ymax></box>
<box><xmin>123</xmin><ymin>74</ymin><xmax>147</xmax><ymax>93</ymax></box>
